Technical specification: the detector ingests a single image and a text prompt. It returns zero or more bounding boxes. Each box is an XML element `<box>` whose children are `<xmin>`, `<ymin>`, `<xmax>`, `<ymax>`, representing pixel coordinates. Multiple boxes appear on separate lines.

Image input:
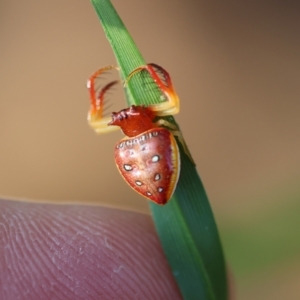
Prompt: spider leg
<box><xmin>125</xmin><ymin>63</ymin><xmax>180</xmax><ymax>116</ymax></box>
<box><xmin>87</xmin><ymin>66</ymin><xmax>121</xmax><ymax>134</ymax></box>
<box><xmin>155</xmin><ymin>119</ymin><xmax>195</xmax><ymax>165</ymax></box>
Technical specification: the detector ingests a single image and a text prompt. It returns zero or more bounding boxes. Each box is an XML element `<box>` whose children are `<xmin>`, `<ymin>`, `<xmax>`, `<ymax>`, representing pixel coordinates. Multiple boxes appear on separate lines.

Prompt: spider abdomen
<box><xmin>114</xmin><ymin>127</ymin><xmax>180</xmax><ymax>205</ymax></box>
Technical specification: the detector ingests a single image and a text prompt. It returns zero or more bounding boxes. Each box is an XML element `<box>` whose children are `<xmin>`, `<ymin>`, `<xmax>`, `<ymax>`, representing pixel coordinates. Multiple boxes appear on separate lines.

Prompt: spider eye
<box><xmin>111</xmin><ymin>112</ymin><xmax>117</xmax><ymax>120</ymax></box>
<box><xmin>130</xmin><ymin>105</ymin><xmax>137</xmax><ymax>112</ymax></box>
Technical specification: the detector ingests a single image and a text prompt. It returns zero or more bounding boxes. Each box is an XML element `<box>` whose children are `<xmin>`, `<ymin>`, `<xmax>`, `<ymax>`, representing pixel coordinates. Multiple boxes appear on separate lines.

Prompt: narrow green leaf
<box><xmin>90</xmin><ymin>1</ymin><xmax>228</xmax><ymax>299</ymax></box>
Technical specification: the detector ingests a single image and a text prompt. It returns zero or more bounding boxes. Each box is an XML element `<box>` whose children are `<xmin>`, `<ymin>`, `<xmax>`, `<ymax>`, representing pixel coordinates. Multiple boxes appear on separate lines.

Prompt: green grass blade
<box><xmin>90</xmin><ymin>1</ymin><xmax>228</xmax><ymax>299</ymax></box>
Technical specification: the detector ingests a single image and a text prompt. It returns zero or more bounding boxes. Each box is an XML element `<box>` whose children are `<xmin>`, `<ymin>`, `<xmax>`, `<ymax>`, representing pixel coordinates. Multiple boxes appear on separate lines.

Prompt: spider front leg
<box><xmin>127</xmin><ymin>64</ymin><xmax>194</xmax><ymax>164</ymax></box>
<box><xmin>87</xmin><ymin>66</ymin><xmax>121</xmax><ymax>134</ymax></box>
<box><xmin>125</xmin><ymin>63</ymin><xmax>180</xmax><ymax>116</ymax></box>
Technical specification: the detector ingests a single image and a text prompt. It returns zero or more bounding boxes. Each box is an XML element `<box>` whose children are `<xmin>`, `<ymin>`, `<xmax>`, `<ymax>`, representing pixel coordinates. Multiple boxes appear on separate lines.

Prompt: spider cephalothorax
<box><xmin>109</xmin><ymin>105</ymin><xmax>156</xmax><ymax>137</ymax></box>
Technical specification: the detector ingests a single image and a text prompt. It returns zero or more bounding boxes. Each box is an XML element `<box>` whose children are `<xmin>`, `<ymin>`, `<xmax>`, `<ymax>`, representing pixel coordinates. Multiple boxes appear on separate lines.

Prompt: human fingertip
<box><xmin>0</xmin><ymin>199</ymin><xmax>182</xmax><ymax>300</ymax></box>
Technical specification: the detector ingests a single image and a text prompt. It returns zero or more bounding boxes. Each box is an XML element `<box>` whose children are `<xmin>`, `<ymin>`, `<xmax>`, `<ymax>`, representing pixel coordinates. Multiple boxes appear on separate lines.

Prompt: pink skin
<box><xmin>0</xmin><ymin>199</ymin><xmax>234</xmax><ymax>300</ymax></box>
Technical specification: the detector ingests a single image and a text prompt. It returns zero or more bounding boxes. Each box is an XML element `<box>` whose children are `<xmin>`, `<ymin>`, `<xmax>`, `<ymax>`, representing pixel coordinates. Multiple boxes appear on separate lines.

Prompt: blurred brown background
<box><xmin>1</xmin><ymin>0</ymin><xmax>300</xmax><ymax>299</ymax></box>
